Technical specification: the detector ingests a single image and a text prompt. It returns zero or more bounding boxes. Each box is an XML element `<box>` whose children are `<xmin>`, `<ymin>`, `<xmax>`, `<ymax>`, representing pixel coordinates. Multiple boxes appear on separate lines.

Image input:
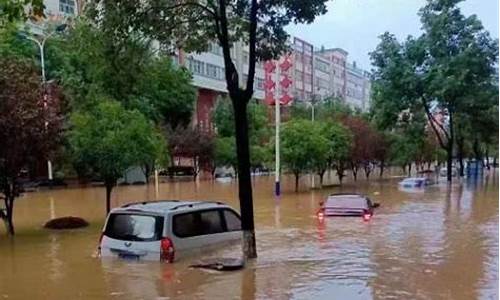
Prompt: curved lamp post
<box><xmin>18</xmin><ymin>23</ymin><xmax>67</xmax><ymax>181</ymax></box>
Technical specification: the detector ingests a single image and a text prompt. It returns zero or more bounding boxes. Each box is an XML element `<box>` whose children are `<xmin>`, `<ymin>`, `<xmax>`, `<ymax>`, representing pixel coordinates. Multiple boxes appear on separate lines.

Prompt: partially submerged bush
<box><xmin>44</xmin><ymin>216</ymin><xmax>89</xmax><ymax>229</ymax></box>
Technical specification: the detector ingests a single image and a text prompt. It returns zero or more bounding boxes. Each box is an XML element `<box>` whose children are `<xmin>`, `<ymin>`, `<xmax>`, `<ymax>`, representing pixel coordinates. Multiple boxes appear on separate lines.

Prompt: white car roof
<box><xmin>402</xmin><ymin>177</ymin><xmax>425</xmax><ymax>181</ymax></box>
<box><xmin>326</xmin><ymin>194</ymin><xmax>368</xmax><ymax>209</ymax></box>
<box><xmin>110</xmin><ymin>200</ymin><xmax>231</xmax><ymax>215</ymax></box>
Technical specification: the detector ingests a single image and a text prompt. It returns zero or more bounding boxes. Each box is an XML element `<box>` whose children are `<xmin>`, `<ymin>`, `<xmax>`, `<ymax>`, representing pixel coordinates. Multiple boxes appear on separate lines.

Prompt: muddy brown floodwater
<box><xmin>0</xmin><ymin>172</ymin><xmax>498</xmax><ymax>300</ymax></box>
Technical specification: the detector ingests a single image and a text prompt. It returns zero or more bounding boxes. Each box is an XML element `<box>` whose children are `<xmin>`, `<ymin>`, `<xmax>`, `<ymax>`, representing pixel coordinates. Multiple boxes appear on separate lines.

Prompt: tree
<box><xmin>324</xmin><ymin>122</ymin><xmax>352</xmax><ymax>184</ymax></box>
<box><xmin>341</xmin><ymin>116</ymin><xmax>377</xmax><ymax>180</ymax></box>
<box><xmin>0</xmin><ymin>56</ymin><xmax>63</xmax><ymax>234</ymax></box>
<box><xmin>69</xmin><ymin>101</ymin><xmax>166</xmax><ymax>214</ymax></box>
<box><xmin>214</xmin><ymin>137</ymin><xmax>238</xmax><ymax>174</ymax></box>
<box><xmin>48</xmin><ymin>19</ymin><xmax>196</xmax><ymax>128</ymax></box>
<box><xmin>93</xmin><ymin>0</ymin><xmax>329</xmax><ymax>260</ymax></box>
<box><xmin>138</xmin><ymin>130</ymin><xmax>169</xmax><ymax>183</ymax></box>
<box><xmin>281</xmin><ymin>119</ymin><xmax>328</xmax><ymax>192</ymax></box>
<box><xmin>213</xmin><ymin>98</ymin><xmax>272</xmax><ymax>171</ymax></box>
<box><xmin>139</xmin><ymin>57</ymin><xmax>197</xmax><ymax>128</ymax></box>
<box><xmin>370</xmin><ymin>0</ymin><xmax>498</xmax><ymax>182</ymax></box>
<box><xmin>372</xmin><ymin>132</ymin><xmax>390</xmax><ymax>178</ymax></box>
<box><xmin>0</xmin><ymin>0</ymin><xmax>44</xmax><ymax>26</ymax></box>
<box><xmin>166</xmin><ymin>126</ymin><xmax>215</xmax><ymax>179</ymax></box>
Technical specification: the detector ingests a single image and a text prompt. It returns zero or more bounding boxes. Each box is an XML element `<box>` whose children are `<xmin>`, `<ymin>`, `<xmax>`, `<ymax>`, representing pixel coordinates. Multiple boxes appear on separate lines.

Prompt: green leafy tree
<box><xmin>0</xmin><ymin>56</ymin><xmax>63</xmax><ymax>234</ymax></box>
<box><xmin>324</xmin><ymin>122</ymin><xmax>352</xmax><ymax>184</ymax></box>
<box><xmin>48</xmin><ymin>19</ymin><xmax>196</xmax><ymax>127</ymax></box>
<box><xmin>214</xmin><ymin>137</ymin><xmax>237</xmax><ymax>174</ymax></box>
<box><xmin>213</xmin><ymin>98</ymin><xmax>272</xmax><ymax>170</ymax></box>
<box><xmin>0</xmin><ymin>0</ymin><xmax>44</xmax><ymax>25</ymax></box>
<box><xmin>139</xmin><ymin>57</ymin><xmax>197</xmax><ymax>128</ymax></box>
<box><xmin>314</xmin><ymin>122</ymin><xmax>352</xmax><ymax>186</ymax></box>
<box><xmin>282</xmin><ymin>119</ymin><xmax>328</xmax><ymax>192</ymax></box>
<box><xmin>370</xmin><ymin>0</ymin><xmax>498</xmax><ymax>182</ymax></box>
<box><xmin>69</xmin><ymin>101</ymin><xmax>166</xmax><ymax>214</ymax></box>
<box><xmin>94</xmin><ymin>0</ymin><xmax>329</xmax><ymax>259</ymax></box>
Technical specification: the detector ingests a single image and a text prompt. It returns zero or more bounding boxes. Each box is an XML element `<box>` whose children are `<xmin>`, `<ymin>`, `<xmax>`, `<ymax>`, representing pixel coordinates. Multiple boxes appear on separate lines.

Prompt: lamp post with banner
<box><xmin>19</xmin><ymin>23</ymin><xmax>67</xmax><ymax>181</ymax></box>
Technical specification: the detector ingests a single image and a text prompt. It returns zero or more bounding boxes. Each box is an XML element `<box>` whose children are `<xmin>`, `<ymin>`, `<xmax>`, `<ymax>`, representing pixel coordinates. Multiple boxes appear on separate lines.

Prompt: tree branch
<box><xmin>245</xmin><ymin>0</ymin><xmax>258</xmax><ymax>101</ymax></box>
<box><xmin>422</xmin><ymin>97</ymin><xmax>448</xmax><ymax>150</ymax></box>
<box><xmin>146</xmin><ymin>1</ymin><xmax>217</xmax><ymax>19</ymax></box>
<box><xmin>218</xmin><ymin>0</ymin><xmax>239</xmax><ymax>95</ymax></box>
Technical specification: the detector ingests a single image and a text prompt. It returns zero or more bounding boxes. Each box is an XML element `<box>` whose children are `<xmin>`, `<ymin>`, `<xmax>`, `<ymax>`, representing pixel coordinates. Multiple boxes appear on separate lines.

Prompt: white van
<box><xmin>98</xmin><ymin>200</ymin><xmax>242</xmax><ymax>262</ymax></box>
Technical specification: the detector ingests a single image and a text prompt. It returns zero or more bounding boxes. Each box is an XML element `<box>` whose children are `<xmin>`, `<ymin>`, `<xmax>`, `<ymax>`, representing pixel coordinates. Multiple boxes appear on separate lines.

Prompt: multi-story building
<box><xmin>316</xmin><ymin>48</ymin><xmax>348</xmax><ymax>100</ymax></box>
<box><xmin>39</xmin><ymin>0</ymin><xmax>372</xmax><ymax>128</ymax></box>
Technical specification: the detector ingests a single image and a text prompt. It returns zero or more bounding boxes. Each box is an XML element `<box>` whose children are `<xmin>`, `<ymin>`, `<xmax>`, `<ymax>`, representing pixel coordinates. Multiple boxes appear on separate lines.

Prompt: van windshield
<box><xmin>104</xmin><ymin>213</ymin><xmax>164</xmax><ymax>242</ymax></box>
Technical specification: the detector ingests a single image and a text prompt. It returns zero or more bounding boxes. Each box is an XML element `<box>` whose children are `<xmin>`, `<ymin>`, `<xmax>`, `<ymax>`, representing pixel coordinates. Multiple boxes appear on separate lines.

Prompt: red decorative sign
<box><xmin>264</xmin><ymin>61</ymin><xmax>276</xmax><ymax>73</ymax></box>
<box><xmin>264</xmin><ymin>55</ymin><xmax>293</xmax><ymax>106</ymax></box>
<box><xmin>280</xmin><ymin>75</ymin><xmax>292</xmax><ymax>88</ymax></box>
<box><xmin>280</xmin><ymin>94</ymin><xmax>292</xmax><ymax>105</ymax></box>
<box><xmin>279</xmin><ymin>58</ymin><xmax>292</xmax><ymax>72</ymax></box>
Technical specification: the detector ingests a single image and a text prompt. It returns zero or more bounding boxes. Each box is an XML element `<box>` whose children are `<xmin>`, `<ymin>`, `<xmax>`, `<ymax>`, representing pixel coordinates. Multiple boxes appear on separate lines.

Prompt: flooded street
<box><xmin>0</xmin><ymin>172</ymin><xmax>498</xmax><ymax>300</ymax></box>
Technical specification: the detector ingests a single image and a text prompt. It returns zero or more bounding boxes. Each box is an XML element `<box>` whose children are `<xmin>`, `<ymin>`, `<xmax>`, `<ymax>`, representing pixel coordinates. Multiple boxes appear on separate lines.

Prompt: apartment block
<box><xmin>39</xmin><ymin>0</ymin><xmax>372</xmax><ymax>130</ymax></box>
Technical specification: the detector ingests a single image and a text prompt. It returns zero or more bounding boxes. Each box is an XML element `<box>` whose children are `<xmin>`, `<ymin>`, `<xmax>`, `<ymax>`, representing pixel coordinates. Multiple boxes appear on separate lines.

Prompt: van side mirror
<box><xmin>372</xmin><ymin>203</ymin><xmax>380</xmax><ymax>208</ymax></box>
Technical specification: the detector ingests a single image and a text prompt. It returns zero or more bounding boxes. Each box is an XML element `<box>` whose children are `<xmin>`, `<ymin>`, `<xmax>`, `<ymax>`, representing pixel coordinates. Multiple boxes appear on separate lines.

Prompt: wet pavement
<box><xmin>0</xmin><ymin>171</ymin><xmax>498</xmax><ymax>299</ymax></box>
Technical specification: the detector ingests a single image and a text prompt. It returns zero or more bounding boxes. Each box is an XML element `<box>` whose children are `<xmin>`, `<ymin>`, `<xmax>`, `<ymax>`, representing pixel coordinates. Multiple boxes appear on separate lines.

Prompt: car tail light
<box><xmin>161</xmin><ymin>237</ymin><xmax>175</xmax><ymax>263</ymax></box>
<box><xmin>362</xmin><ymin>210</ymin><xmax>372</xmax><ymax>221</ymax></box>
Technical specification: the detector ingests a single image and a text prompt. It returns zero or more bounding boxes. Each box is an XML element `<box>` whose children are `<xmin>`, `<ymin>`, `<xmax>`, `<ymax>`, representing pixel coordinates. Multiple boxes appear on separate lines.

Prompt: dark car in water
<box><xmin>317</xmin><ymin>193</ymin><xmax>380</xmax><ymax>221</ymax></box>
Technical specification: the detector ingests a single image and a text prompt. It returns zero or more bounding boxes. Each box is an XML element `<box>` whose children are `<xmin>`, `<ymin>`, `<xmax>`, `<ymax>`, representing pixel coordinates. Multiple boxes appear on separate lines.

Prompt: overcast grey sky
<box><xmin>286</xmin><ymin>0</ymin><xmax>499</xmax><ymax>71</ymax></box>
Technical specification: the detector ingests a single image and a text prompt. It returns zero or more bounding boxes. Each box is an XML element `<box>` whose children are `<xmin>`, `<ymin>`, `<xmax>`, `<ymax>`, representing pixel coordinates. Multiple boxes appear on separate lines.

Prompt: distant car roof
<box><xmin>111</xmin><ymin>200</ymin><xmax>230</xmax><ymax>214</ymax></box>
<box><xmin>326</xmin><ymin>194</ymin><xmax>368</xmax><ymax>208</ymax></box>
<box><xmin>402</xmin><ymin>177</ymin><xmax>426</xmax><ymax>181</ymax></box>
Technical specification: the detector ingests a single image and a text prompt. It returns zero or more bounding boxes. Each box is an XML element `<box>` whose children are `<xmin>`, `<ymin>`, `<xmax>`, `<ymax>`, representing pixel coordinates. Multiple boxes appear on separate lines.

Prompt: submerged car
<box><xmin>317</xmin><ymin>193</ymin><xmax>380</xmax><ymax>221</ymax></box>
<box><xmin>98</xmin><ymin>200</ymin><xmax>242</xmax><ymax>262</ymax></box>
<box><xmin>439</xmin><ymin>167</ymin><xmax>458</xmax><ymax>177</ymax></box>
<box><xmin>398</xmin><ymin>177</ymin><xmax>433</xmax><ymax>188</ymax></box>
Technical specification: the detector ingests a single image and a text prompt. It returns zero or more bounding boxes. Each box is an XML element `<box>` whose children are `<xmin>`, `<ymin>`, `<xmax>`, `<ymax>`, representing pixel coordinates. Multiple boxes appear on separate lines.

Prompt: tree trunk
<box><xmin>142</xmin><ymin>163</ymin><xmax>152</xmax><ymax>184</ymax></box>
<box><xmin>336</xmin><ymin>163</ymin><xmax>345</xmax><ymax>184</ymax></box>
<box><xmin>232</xmin><ymin>99</ymin><xmax>256</xmax><ymax>259</ymax></box>
<box><xmin>473</xmin><ymin>138</ymin><xmax>482</xmax><ymax>163</ymax></box>
<box><xmin>485</xmin><ymin>148</ymin><xmax>490</xmax><ymax>170</ymax></box>
<box><xmin>408</xmin><ymin>163</ymin><xmax>412</xmax><ymax>177</ymax></box>
<box><xmin>379</xmin><ymin>160</ymin><xmax>385</xmax><ymax>178</ymax></box>
<box><xmin>318</xmin><ymin>171</ymin><xmax>325</xmax><ymax>188</ymax></box>
<box><xmin>105</xmin><ymin>181</ymin><xmax>114</xmax><ymax>214</ymax></box>
<box><xmin>294</xmin><ymin>172</ymin><xmax>300</xmax><ymax>192</ymax></box>
<box><xmin>446</xmin><ymin>145</ymin><xmax>453</xmax><ymax>182</ymax></box>
<box><xmin>351</xmin><ymin>162</ymin><xmax>358</xmax><ymax>181</ymax></box>
<box><xmin>456</xmin><ymin>134</ymin><xmax>464</xmax><ymax>177</ymax></box>
<box><xmin>193</xmin><ymin>157</ymin><xmax>198</xmax><ymax>181</ymax></box>
<box><xmin>493</xmin><ymin>156</ymin><xmax>497</xmax><ymax>168</ymax></box>
<box><xmin>4</xmin><ymin>195</ymin><xmax>15</xmax><ymax>235</ymax></box>
<box><xmin>364</xmin><ymin>163</ymin><xmax>371</xmax><ymax>179</ymax></box>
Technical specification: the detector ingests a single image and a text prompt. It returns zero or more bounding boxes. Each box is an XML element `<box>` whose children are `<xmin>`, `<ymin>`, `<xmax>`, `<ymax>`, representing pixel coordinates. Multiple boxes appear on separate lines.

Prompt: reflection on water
<box><xmin>0</xmin><ymin>172</ymin><xmax>498</xmax><ymax>299</ymax></box>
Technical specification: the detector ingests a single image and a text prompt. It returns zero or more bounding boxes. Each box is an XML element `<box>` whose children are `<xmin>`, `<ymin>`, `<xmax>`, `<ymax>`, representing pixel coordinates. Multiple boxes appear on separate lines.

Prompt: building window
<box><xmin>205</xmin><ymin>63</ymin><xmax>225</xmax><ymax>80</ymax></box>
<box><xmin>206</xmin><ymin>63</ymin><xmax>218</xmax><ymax>78</ymax></box>
<box><xmin>256</xmin><ymin>78</ymin><xmax>264</xmax><ymax>90</ymax></box>
<box><xmin>208</xmin><ymin>43</ymin><xmax>222</xmax><ymax>56</ymax></box>
<box><xmin>188</xmin><ymin>58</ymin><xmax>205</xmax><ymax>76</ymax></box>
<box><xmin>59</xmin><ymin>0</ymin><xmax>75</xmax><ymax>15</ymax></box>
<box><xmin>304</xmin><ymin>75</ymin><xmax>312</xmax><ymax>84</ymax></box>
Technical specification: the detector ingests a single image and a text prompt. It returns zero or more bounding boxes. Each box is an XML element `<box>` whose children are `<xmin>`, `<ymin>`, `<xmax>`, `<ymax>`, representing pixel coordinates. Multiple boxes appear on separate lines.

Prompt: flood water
<box><xmin>0</xmin><ymin>171</ymin><xmax>498</xmax><ymax>300</ymax></box>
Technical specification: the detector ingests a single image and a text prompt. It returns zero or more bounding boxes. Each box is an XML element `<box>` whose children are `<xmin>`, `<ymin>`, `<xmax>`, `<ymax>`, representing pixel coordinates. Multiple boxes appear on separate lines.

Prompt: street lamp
<box><xmin>18</xmin><ymin>24</ymin><xmax>67</xmax><ymax>181</ymax></box>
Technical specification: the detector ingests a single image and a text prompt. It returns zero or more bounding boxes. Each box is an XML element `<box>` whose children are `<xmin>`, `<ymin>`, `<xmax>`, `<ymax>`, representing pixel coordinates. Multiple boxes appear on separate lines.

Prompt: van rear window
<box><xmin>104</xmin><ymin>213</ymin><xmax>163</xmax><ymax>241</ymax></box>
